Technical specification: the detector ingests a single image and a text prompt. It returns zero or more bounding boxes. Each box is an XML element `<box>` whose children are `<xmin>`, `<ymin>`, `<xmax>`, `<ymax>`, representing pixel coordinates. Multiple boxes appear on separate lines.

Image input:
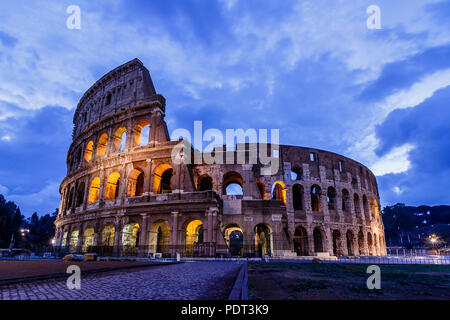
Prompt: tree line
<box><xmin>0</xmin><ymin>194</ymin><xmax>57</xmax><ymax>250</ymax></box>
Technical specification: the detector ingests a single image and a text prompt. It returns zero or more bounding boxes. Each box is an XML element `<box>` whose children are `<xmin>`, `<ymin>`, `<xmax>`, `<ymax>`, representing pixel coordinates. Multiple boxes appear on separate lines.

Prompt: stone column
<box><xmin>144</xmin><ymin>159</ymin><xmax>152</xmax><ymax>195</ymax></box>
<box><xmin>139</xmin><ymin>214</ymin><xmax>149</xmax><ymax>256</ymax></box>
<box><xmin>171</xmin><ymin>211</ymin><xmax>179</xmax><ymax>255</ymax></box>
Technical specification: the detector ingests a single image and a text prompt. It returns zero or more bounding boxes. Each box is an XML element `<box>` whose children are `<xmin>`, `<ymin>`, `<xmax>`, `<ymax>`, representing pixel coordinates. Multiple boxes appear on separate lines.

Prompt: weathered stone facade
<box><xmin>54</xmin><ymin>58</ymin><xmax>386</xmax><ymax>258</ymax></box>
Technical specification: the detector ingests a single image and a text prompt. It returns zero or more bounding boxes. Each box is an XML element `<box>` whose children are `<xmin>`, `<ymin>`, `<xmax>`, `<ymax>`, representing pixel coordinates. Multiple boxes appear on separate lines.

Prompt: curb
<box><xmin>228</xmin><ymin>261</ymin><xmax>248</xmax><ymax>300</ymax></box>
<box><xmin>0</xmin><ymin>261</ymin><xmax>182</xmax><ymax>287</ymax></box>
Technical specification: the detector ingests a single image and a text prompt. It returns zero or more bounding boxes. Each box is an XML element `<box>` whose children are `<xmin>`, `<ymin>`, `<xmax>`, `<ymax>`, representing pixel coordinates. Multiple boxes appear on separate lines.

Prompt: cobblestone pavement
<box><xmin>0</xmin><ymin>262</ymin><xmax>242</xmax><ymax>300</ymax></box>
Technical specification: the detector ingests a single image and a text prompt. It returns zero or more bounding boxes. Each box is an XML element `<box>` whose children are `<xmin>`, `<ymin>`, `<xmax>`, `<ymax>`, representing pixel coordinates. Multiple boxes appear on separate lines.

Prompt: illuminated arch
<box><xmin>122</xmin><ymin>222</ymin><xmax>140</xmax><ymax>247</ymax></box>
<box><xmin>128</xmin><ymin>168</ymin><xmax>145</xmax><ymax>197</ymax></box>
<box><xmin>82</xmin><ymin>227</ymin><xmax>94</xmax><ymax>252</ymax></box>
<box><xmin>254</xmin><ymin>223</ymin><xmax>273</xmax><ymax>257</ymax></box>
<box><xmin>101</xmin><ymin>224</ymin><xmax>115</xmax><ymax>246</ymax></box>
<box><xmin>88</xmin><ymin>177</ymin><xmax>100</xmax><ymax>204</ymax></box>
<box><xmin>96</xmin><ymin>133</ymin><xmax>108</xmax><ymax>157</ymax></box>
<box><xmin>113</xmin><ymin>126</ymin><xmax>127</xmax><ymax>152</ymax></box>
<box><xmin>134</xmin><ymin>119</ymin><xmax>150</xmax><ymax>146</ymax></box>
<box><xmin>105</xmin><ymin>172</ymin><xmax>120</xmax><ymax>200</ymax></box>
<box><xmin>148</xmin><ymin>220</ymin><xmax>170</xmax><ymax>254</ymax></box>
<box><xmin>84</xmin><ymin>140</ymin><xmax>94</xmax><ymax>162</ymax></box>
<box><xmin>271</xmin><ymin>181</ymin><xmax>287</xmax><ymax>204</ymax></box>
<box><xmin>153</xmin><ymin>164</ymin><xmax>173</xmax><ymax>194</ymax></box>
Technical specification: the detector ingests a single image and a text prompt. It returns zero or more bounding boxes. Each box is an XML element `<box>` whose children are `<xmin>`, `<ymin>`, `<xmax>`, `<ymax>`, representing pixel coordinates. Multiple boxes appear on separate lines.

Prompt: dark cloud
<box><xmin>375</xmin><ymin>86</ymin><xmax>450</xmax><ymax>205</ymax></box>
<box><xmin>0</xmin><ymin>30</ymin><xmax>18</xmax><ymax>47</ymax></box>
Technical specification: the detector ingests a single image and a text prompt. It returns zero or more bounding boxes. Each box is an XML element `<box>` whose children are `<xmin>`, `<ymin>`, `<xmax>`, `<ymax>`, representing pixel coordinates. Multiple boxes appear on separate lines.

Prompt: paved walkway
<box><xmin>0</xmin><ymin>262</ymin><xmax>242</xmax><ymax>300</ymax></box>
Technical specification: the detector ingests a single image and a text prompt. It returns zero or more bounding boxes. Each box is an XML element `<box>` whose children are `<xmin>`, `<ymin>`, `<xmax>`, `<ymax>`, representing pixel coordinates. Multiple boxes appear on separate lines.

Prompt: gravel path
<box><xmin>0</xmin><ymin>262</ymin><xmax>242</xmax><ymax>300</ymax></box>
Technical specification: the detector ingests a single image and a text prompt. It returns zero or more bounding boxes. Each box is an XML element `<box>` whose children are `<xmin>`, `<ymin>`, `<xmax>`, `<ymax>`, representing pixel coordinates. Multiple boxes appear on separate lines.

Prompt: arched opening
<box><xmin>69</xmin><ymin>228</ymin><xmax>79</xmax><ymax>252</ymax></box>
<box><xmin>105</xmin><ymin>172</ymin><xmax>120</xmax><ymax>200</ymax></box>
<box><xmin>127</xmin><ymin>168</ymin><xmax>145</xmax><ymax>197</ymax></box>
<box><xmin>88</xmin><ymin>177</ymin><xmax>100</xmax><ymax>204</ymax></box>
<box><xmin>369</xmin><ymin>197</ymin><xmax>375</xmax><ymax>219</ymax></box>
<box><xmin>293</xmin><ymin>184</ymin><xmax>304</xmax><ymax>210</ymax></box>
<box><xmin>327</xmin><ymin>187</ymin><xmax>337</xmax><ymax>210</ymax></box>
<box><xmin>311</xmin><ymin>185</ymin><xmax>321</xmax><ymax>212</ymax></box>
<box><xmin>222</xmin><ymin>171</ymin><xmax>243</xmax><ymax>196</ymax></box>
<box><xmin>354</xmin><ymin>194</ymin><xmax>361</xmax><ymax>217</ymax></box>
<box><xmin>153</xmin><ymin>164</ymin><xmax>173</xmax><ymax>194</ymax></box>
<box><xmin>291</xmin><ymin>166</ymin><xmax>303</xmax><ymax>181</ymax></box>
<box><xmin>272</xmin><ymin>181</ymin><xmax>287</xmax><ymax>204</ymax></box>
<box><xmin>101</xmin><ymin>224</ymin><xmax>115</xmax><ymax>246</ymax></box>
<box><xmin>256</xmin><ymin>180</ymin><xmax>265</xmax><ymax>199</ymax></box>
<box><xmin>374</xmin><ymin>199</ymin><xmax>380</xmax><ymax>219</ymax></box>
<box><xmin>113</xmin><ymin>126</ymin><xmax>127</xmax><ymax>152</ymax></box>
<box><xmin>346</xmin><ymin>230</ymin><xmax>354</xmax><ymax>256</ymax></box>
<box><xmin>61</xmin><ymin>231</ymin><xmax>68</xmax><ymax>247</ymax></box>
<box><xmin>84</xmin><ymin>140</ymin><xmax>94</xmax><ymax>162</ymax></box>
<box><xmin>198</xmin><ymin>175</ymin><xmax>213</xmax><ymax>191</ymax></box>
<box><xmin>294</xmin><ymin>226</ymin><xmax>308</xmax><ymax>256</ymax></box>
<box><xmin>342</xmin><ymin>189</ymin><xmax>350</xmax><ymax>213</ymax></box>
<box><xmin>149</xmin><ymin>220</ymin><xmax>170</xmax><ymax>255</ymax></box>
<box><xmin>66</xmin><ymin>187</ymin><xmax>74</xmax><ymax>210</ymax></box>
<box><xmin>332</xmin><ymin>230</ymin><xmax>341</xmax><ymax>256</ymax></box>
<box><xmin>254</xmin><ymin>224</ymin><xmax>272</xmax><ymax>257</ymax></box>
<box><xmin>96</xmin><ymin>133</ymin><xmax>108</xmax><ymax>157</ymax></box>
<box><xmin>122</xmin><ymin>223</ymin><xmax>140</xmax><ymax>247</ymax></box>
<box><xmin>134</xmin><ymin>120</ymin><xmax>150</xmax><ymax>146</ymax></box>
<box><xmin>75</xmin><ymin>182</ymin><xmax>85</xmax><ymax>207</ymax></box>
<box><xmin>313</xmin><ymin>227</ymin><xmax>324</xmax><ymax>252</ymax></box>
<box><xmin>363</xmin><ymin>195</ymin><xmax>370</xmax><ymax>220</ymax></box>
<box><xmin>82</xmin><ymin>227</ymin><xmax>94</xmax><ymax>252</ymax></box>
<box><xmin>223</xmin><ymin>224</ymin><xmax>244</xmax><ymax>256</ymax></box>
<box><xmin>358</xmin><ymin>231</ymin><xmax>365</xmax><ymax>255</ymax></box>
<box><xmin>367</xmin><ymin>232</ymin><xmax>373</xmax><ymax>256</ymax></box>
<box><xmin>185</xmin><ymin>219</ymin><xmax>204</xmax><ymax>256</ymax></box>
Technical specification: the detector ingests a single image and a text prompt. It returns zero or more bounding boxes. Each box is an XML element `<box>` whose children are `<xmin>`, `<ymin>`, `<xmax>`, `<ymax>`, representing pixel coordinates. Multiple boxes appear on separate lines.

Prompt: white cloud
<box><xmin>0</xmin><ymin>184</ymin><xmax>8</xmax><ymax>194</ymax></box>
<box><xmin>370</xmin><ymin>143</ymin><xmax>415</xmax><ymax>176</ymax></box>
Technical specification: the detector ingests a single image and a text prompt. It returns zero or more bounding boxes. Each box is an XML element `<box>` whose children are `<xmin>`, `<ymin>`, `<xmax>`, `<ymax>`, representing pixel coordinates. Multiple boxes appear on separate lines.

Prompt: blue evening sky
<box><xmin>0</xmin><ymin>0</ymin><xmax>449</xmax><ymax>217</ymax></box>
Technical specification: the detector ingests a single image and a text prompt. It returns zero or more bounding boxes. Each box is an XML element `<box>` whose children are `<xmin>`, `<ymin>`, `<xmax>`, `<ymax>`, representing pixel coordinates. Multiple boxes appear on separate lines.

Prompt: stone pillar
<box><xmin>285</xmin><ymin>186</ymin><xmax>296</xmax><ymax>252</ymax></box>
<box><xmin>139</xmin><ymin>214</ymin><xmax>149</xmax><ymax>256</ymax></box>
<box><xmin>82</xmin><ymin>177</ymin><xmax>90</xmax><ymax>211</ymax></box>
<box><xmin>144</xmin><ymin>159</ymin><xmax>152</xmax><ymax>195</ymax></box>
<box><xmin>98</xmin><ymin>168</ymin><xmax>106</xmax><ymax>206</ymax></box>
<box><xmin>171</xmin><ymin>211</ymin><xmax>179</xmax><ymax>255</ymax></box>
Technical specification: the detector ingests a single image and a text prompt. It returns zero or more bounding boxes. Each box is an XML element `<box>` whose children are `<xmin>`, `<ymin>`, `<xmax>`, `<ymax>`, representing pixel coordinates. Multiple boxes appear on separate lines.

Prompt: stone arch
<box><xmin>153</xmin><ymin>163</ymin><xmax>173</xmax><ymax>194</ymax></box>
<box><xmin>222</xmin><ymin>171</ymin><xmax>243</xmax><ymax>195</ymax></box>
<box><xmin>223</xmin><ymin>223</ymin><xmax>244</xmax><ymax>256</ymax></box>
<box><xmin>346</xmin><ymin>230</ymin><xmax>355</xmax><ymax>256</ymax></box>
<box><xmin>311</xmin><ymin>185</ymin><xmax>321</xmax><ymax>212</ymax></box>
<box><xmin>198</xmin><ymin>174</ymin><xmax>213</xmax><ymax>191</ymax></box>
<box><xmin>367</xmin><ymin>232</ymin><xmax>373</xmax><ymax>256</ymax></box>
<box><xmin>327</xmin><ymin>187</ymin><xmax>337</xmax><ymax>210</ymax></box>
<box><xmin>75</xmin><ymin>182</ymin><xmax>85</xmax><ymax>207</ymax></box>
<box><xmin>113</xmin><ymin>126</ymin><xmax>127</xmax><ymax>152</ymax></box>
<box><xmin>358</xmin><ymin>230</ymin><xmax>366</xmax><ymax>255</ymax></box>
<box><xmin>128</xmin><ymin>168</ymin><xmax>145</xmax><ymax>197</ymax></box>
<box><xmin>184</xmin><ymin>219</ymin><xmax>204</xmax><ymax>256</ymax></box>
<box><xmin>254</xmin><ymin>223</ymin><xmax>273</xmax><ymax>257</ymax></box>
<box><xmin>369</xmin><ymin>197</ymin><xmax>375</xmax><ymax>219</ymax></box>
<box><xmin>96</xmin><ymin>133</ymin><xmax>108</xmax><ymax>157</ymax></box>
<box><xmin>82</xmin><ymin>226</ymin><xmax>95</xmax><ymax>252</ymax></box>
<box><xmin>292</xmin><ymin>184</ymin><xmax>304</xmax><ymax>210</ymax></box>
<box><xmin>88</xmin><ymin>177</ymin><xmax>100</xmax><ymax>204</ymax></box>
<box><xmin>149</xmin><ymin>220</ymin><xmax>171</xmax><ymax>255</ymax></box>
<box><xmin>134</xmin><ymin>119</ymin><xmax>150</xmax><ymax>146</ymax></box>
<box><xmin>313</xmin><ymin>227</ymin><xmax>325</xmax><ymax>253</ymax></box>
<box><xmin>291</xmin><ymin>165</ymin><xmax>303</xmax><ymax>181</ymax></box>
<box><xmin>101</xmin><ymin>223</ymin><xmax>115</xmax><ymax>246</ymax></box>
<box><xmin>84</xmin><ymin>140</ymin><xmax>94</xmax><ymax>163</ymax></box>
<box><xmin>69</xmin><ymin>228</ymin><xmax>79</xmax><ymax>252</ymax></box>
<box><xmin>122</xmin><ymin>222</ymin><xmax>140</xmax><ymax>247</ymax></box>
<box><xmin>105</xmin><ymin>172</ymin><xmax>120</xmax><ymax>200</ymax></box>
<box><xmin>332</xmin><ymin>229</ymin><xmax>342</xmax><ymax>256</ymax></box>
<box><xmin>256</xmin><ymin>180</ymin><xmax>265</xmax><ymax>199</ymax></box>
<box><xmin>271</xmin><ymin>181</ymin><xmax>286</xmax><ymax>204</ymax></box>
<box><xmin>363</xmin><ymin>195</ymin><xmax>370</xmax><ymax>220</ymax></box>
<box><xmin>354</xmin><ymin>193</ymin><xmax>362</xmax><ymax>218</ymax></box>
<box><xmin>294</xmin><ymin>226</ymin><xmax>308</xmax><ymax>256</ymax></box>
<box><xmin>342</xmin><ymin>189</ymin><xmax>350</xmax><ymax>213</ymax></box>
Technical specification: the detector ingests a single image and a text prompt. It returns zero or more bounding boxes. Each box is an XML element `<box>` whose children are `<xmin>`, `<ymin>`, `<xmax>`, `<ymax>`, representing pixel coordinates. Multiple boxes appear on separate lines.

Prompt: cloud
<box><xmin>370</xmin><ymin>143</ymin><xmax>415</xmax><ymax>176</ymax></box>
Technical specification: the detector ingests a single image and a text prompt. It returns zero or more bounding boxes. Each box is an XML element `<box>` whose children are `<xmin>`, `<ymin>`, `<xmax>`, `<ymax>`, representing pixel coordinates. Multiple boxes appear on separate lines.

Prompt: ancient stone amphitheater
<box><xmin>54</xmin><ymin>58</ymin><xmax>386</xmax><ymax>258</ymax></box>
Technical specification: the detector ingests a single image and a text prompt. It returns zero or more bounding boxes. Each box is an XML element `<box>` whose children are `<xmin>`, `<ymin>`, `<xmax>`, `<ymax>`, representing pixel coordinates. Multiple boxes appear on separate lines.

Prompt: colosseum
<box><xmin>54</xmin><ymin>58</ymin><xmax>386</xmax><ymax>258</ymax></box>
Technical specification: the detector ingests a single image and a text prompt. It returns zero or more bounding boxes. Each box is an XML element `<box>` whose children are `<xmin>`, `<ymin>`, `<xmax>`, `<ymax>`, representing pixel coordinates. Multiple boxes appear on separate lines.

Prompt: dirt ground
<box><xmin>248</xmin><ymin>262</ymin><xmax>450</xmax><ymax>300</ymax></box>
<box><xmin>0</xmin><ymin>260</ymin><xmax>167</xmax><ymax>281</ymax></box>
